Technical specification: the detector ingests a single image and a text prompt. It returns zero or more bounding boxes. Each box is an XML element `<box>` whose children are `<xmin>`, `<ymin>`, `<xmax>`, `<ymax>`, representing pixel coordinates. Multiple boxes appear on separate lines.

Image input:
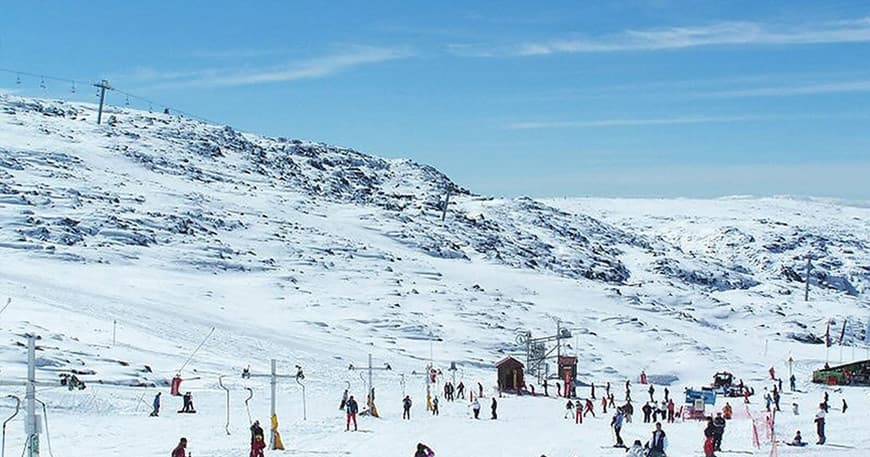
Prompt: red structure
<box><xmin>559</xmin><ymin>356</ymin><xmax>577</xmax><ymax>397</ymax></box>
<box><xmin>496</xmin><ymin>356</ymin><xmax>525</xmax><ymax>392</ymax></box>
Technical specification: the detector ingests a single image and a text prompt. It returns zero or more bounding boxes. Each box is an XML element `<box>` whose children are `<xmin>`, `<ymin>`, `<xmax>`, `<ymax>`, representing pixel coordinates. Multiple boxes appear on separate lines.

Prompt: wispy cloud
<box><xmin>454</xmin><ymin>17</ymin><xmax>870</xmax><ymax>57</ymax></box>
<box><xmin>504</xmin><ymin>114</ymin><xmax>789</xmax><ymax>129</ymax></box>
<box><xmin>693</xmin><ymin>79</ymin><xmax>870</xmax><ymax>98</ymax></box>
<box><xmin>127</xmin><ymin>46</ymin><xmax>412</xmax><ymax>90</ymax></box>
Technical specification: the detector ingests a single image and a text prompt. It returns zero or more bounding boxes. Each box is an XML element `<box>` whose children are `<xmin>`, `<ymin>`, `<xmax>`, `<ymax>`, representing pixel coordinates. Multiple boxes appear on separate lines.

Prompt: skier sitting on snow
<box><xmin>790</xmin><ymin>430</ymin><xmax>807</xmax><ymax>447</ymax></box>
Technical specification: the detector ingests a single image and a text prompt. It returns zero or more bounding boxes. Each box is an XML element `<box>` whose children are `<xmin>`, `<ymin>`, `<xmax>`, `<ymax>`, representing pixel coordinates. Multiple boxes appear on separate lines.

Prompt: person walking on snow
<box><xmin>789</xmin><ymin>374</ymin><xmax>796</xmax><ymax>392</ymax></box>
<box><xmin>601</xmin><ymin>395</ymin><xmax>608</xmax><ymax>414</ymax></box>
<box><xmin>611</xmin><ymin>408</ymin><xmax>625</xmax><ymax>447</ymax></box>
<box><xmin>584</xmin><ymin>398</ymin><xmax>595</xmax><ymax>417</ymax></box>
<box><xmin>575</xmin><ymin>401</ymin><xmax>583</xmax><ymax>424</ymax></box>
<box><xmin>456</xmin><ymin>382</ymin><xmax>465</xmax><ymax>399</ymax></box>
<box><xmin>667</xmin><ymin>399</ymin><xmax>676</xmax><ymax>423</ymax></box>
<box><xmin>345</xmin><ymin>395</ymin><xmax>359</xmax><ymax>431</ymax></box>
<box><xmin>150</xmin><ymin>392</ymin><xmax>161</xmax><ymax>417</ymax></box>
<box><xmin>403</xmin><ymin>395</ymin><xmax>412</xmax><ymax>420</ymax></box>
<box><xmin>664</xmin><ymin>387</ymin><xmax>670</xmax><ymax>403</ymax></box>
<box><xmin>470</xmin><ymin>398</ymin><xmax>481</xmax><ymax>419</ymax></box>
<box><xmin>564</xmin><ymin>399</ymin><xmax>575</xmax><ymax>419</ymax></box>
<box><xmin>769</xmin><ymin>366</ymin><xmax>776</xmax><ymax>380</ymax></box>
<box><xmin>640</xmin><ymin>371</ymin><xmax>647</xmax><ymax>384</ymax></box>
<box><xmin>648</xmin><ymin>384</ymin><xmax>655</xmax><ymax>402</ymax></box>
<box><xmin>171</xmin><ymin>437</ymin><xmax>187</xmax><ymax>457</ymax></box>
<box><xmin>432</xmin><ymin>396</ymin><xmax>440</xmax><ymax>416</ymax></box>
<box><xmin>814</xmin><ymin>403</ymin><xmax>826</xmax><ymax>444</ymax></box>
<box><xmin>543</xmin><ymin>378</ymin><xmax>549</xmax><ymax>396</ymax></box>
<box><xmin>491</xmin><ymin>397</ymin><xmax>498</xmax><ymax>420</ymax></box>
<box><xmin>647</xmin><ymin>422</ymin><xmax>668</xmax><ymax>457</ymax></box>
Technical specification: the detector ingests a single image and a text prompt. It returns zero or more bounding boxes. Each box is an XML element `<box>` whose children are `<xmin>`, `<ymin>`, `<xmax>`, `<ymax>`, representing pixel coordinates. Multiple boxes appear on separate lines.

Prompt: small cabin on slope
<box><xmin>496</xmin><ymin>356</ymin><xmax>525</xmax><ymax>392</ymax></box>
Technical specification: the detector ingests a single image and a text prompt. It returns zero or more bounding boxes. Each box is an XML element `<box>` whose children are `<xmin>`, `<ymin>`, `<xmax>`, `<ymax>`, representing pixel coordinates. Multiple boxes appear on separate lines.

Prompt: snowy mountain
<box><xmin>1</xmin><ymin>94</ymin><xmax>869</xmax><ymax>457</ymax></box>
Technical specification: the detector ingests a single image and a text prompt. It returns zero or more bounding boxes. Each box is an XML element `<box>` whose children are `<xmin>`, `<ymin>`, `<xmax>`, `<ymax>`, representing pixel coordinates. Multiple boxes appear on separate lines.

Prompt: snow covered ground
<box><xmin>1</xmin><ymin>94</ymin><xmax>869</xmax><ymax>456</ymax></box>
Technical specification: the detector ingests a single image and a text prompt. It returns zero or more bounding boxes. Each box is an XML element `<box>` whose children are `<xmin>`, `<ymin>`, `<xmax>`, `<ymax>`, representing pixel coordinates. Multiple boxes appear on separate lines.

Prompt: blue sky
<box><xmin>1</xmin><ymin>1</ymin><xmax>869</xmax><ymax>199</ymax></box>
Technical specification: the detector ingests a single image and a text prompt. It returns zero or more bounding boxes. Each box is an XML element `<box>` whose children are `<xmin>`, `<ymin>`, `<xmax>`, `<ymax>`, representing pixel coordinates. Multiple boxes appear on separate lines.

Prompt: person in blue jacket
<box><xmin>150</xmin><ymin>392</ymin><xmax>161</xmax><ymax>416</ymax></box>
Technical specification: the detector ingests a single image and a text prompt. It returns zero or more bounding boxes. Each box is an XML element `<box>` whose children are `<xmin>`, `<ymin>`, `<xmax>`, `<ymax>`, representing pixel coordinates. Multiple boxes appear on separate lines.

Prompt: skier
<box><xmin>647</xmin><ymin>422</ymin><xmax>668</xmax><ymax>457</ymax></box>
<box><xmin>340</xmin><ymin>389</ymin><xmax>348</xmax><ymax>410</ymax></box>
<box><xmin>814</xmin><ymin>403</ymin><xmax>826</xmax><ymax>444</ymax></box>
<box><xmin>470</xmin><ymin>398</ymin><xmax>481</xmax><ymax>419</ymax></box>
<box><xmin>457</xmin><ymin>382</ymin><xmax>465</xmax><ymax>399</ymax></box>
<box><xmin>642</xmin><ymin>402</ymin><xmax>653</xmax><ymax>423</ymax></box>
<box><xmin>712</xmin><ymin>412</ymin><xmax>726</xmax><ymax>452</ymax></box>
<box><xmin>150</xmin><ymin>392</ymin><xmax>161</xmax><ymax>417</ymax></box>
<box><xmin>403</xmin><ymin>395</ymin><xmax>412</xmax><ymax>420</ymax></box>
<box><xmin>591</xmin><ymin>382</ymin><xmax>596</xmax><ymax>399</ymax></box>
<box><xmin>823</xmin><ymin>392</ymin><xmax>830</xmax><ymax>412</ymax></box>
<box><xmin>789</xmin><ymin>374</ymin><xmax>796</xmax><ymax>392</ymax></box>
<box><xmin>491</xmin><ymin>397</ymin><xmax>498</xmax><ymax>420</ymax></box>
<box><xmin>171</xmin><ymin>437</ymin><xmax>187</xmax><ymax>457</ymax></box>
<box><xmin>789</xmin><ymin>430</ymin><xmax>807</xmax><ymax>447</ymax></box>
<box><xmin>179</xmin><ymin>392</ymin><xmax>195</xmax><ymax>413</ymax></box>
<box><xmin>664</xmin><ymin>387</ymin><xmax>670</xmax><ymax>403</ymax></box>
<box><xmin>601</xmin><ymin>395</ymin><xmax>608</xmax><ymax>414</ymax></box>
<box><xmin>542</xmin><ymin>378</ymin><xmax>549</xmax><ymax>396</ymax></box>
<box><xmin>764</xmin><ymin>391</ymin><xmax>772</xmax><ymax>412</ymax></box>
<box><xmin>722</xmin><ymin>402</ymin><xmax>732</xmax><ymax>420</ymax></box>
<box><xmin>605</xmin><ymin>381</ymin><xmax>611</xmax><ymax>397</ymax></box>
<box><xmin>564</xmin><ymin>399</ymin><xmax>575</xmax><ymax>419</ymax></box>
<box><xmin>555</xmin><ymin>382</ymin><xmax>561</xmax><ymax>397</ymax></box>
<box><xmin>703</xmin><ymin>417</ymin><xmax>716</xmax><ymax>457</ymax></box>
<box><xmin>608</xmin><ymin>392</ymin><xmax>616</xmax><ymax>408</ymax></box>
<box><xmin>250</xmin><ymin>420</ymin><xmax>264</xmax><ymax>445</ymax></box>
<box><xmin>842</xmin><ymin>398</ymin><xmax>848</xmax><ymax>413</ymax></box>
<box><xmin>640</xmin><ymin>371</ymin><xmax>647</xmax><ymax>384</ymax></box>
<box><xmin>648</xmin><ymin>384</ymin><xmax>655</xmax><ymax>402</ymax></box>
<box><xmin>414</xmin><ymin>443</ymin><xmax>435</xmax><ymax>457</ymax></box>
<box><xmin>432</xmin><ymin>396</ymin><xmax>440</xmax><ymax>416</ymax></box>
<box><xmin>777</xmin><ymin>378</ymin><xmax>783</xmax><ymax>393</ymax></box>
<box><xmin>584</xmin><ymin>398</ymin><xmax>595</xmax><ymax>417</ymax></box>
<box><xmin>626</xmin><ymin>439</ymin><xmax>645</xmax><ymax>457</ymax></box>
<box><xmin>769</xmin><ymin>366</ymin><xmax>776</xmax><ymax>380</ymax></box>
<box><xmin>478</xmin><ymin>382</ymin><xmax>483</xmax><ymax>398</ymax></box>
<box><xmin>667</xmin><ymin>399</ymin><xmax>676</xmax><ymax>423</ymax></box>
<box><xmin>346</xmin><ymin>395</ymin><xmax>359</xmax><ymax>431</ymax></box>
<box><xmin>611</xmin><ymin>408</ymin><xmax>625</xmax><ymax>447</ymax></box>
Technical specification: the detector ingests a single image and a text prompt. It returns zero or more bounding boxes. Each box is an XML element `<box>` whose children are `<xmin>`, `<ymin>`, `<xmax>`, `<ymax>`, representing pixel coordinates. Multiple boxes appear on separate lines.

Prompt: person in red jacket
<box><xmin>250</xmin><ymin>434</ymin><xmax>266</xmax><ymax>457</ymax></box>
<box><xmin>172</xmin><ymin>437</ymin><xmax>187</xmax><ymax>457</ymax></box>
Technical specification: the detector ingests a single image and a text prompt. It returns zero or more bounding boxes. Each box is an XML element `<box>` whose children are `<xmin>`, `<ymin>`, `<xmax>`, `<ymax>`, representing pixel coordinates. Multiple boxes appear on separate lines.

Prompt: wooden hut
<box><xmin>496</xmin><ymin>356</ymin><xmax>525</xmax><ymax>392</ymax></box>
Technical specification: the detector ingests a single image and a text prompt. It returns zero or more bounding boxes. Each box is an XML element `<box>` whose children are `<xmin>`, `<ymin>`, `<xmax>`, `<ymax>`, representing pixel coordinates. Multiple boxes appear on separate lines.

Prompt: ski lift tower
<box><xmin>516</xmin><ymin>320</ymin><xmax>573</xmax><ymax>383</ymax></box>
<box><xmin>0</xmin><ymin>334</ymin><xmax>86</xmax><ymax>457</ymax></box>
<box><xmin>348</xmin><ymin>353</ymin><xmax>391</xmax><ymax>411</ymax></box>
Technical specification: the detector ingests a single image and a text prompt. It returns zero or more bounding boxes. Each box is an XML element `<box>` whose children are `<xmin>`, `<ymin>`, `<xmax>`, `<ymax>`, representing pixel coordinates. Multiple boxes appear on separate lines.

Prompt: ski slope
<box><xmin>1</xmin><ymin>94</ymin><xmax>869</xmax><ymax>456</ymax></box>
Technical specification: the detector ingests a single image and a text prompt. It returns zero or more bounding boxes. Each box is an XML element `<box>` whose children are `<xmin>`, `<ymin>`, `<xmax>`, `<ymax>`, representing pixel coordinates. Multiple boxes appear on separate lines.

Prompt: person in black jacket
<box><xmin>414</xmin><ymin>443</ymin><xmax>434</xmax><ymax>457</ymax></box>
<box><xmin>647</xmin><ymin>422</ymin><xmax>667</xmax><ymax>457</ymax></box>
<box><xmin>712</xmin><ymin>412</ymin><xmax>726</xmax><ymax>451</ymax></box>
<box><xmin>403</xmin><ymin>396</ymin><xmax>412</xmax><ymax>420</ymax></box>
<box><xmin>703</xmin><ymin>418</ymin><xmax>716</xmax><ymax>457</ymax></box>
<box><xmin>491</xmin><ymin>397</ymin><xmax>498</xmax><ymax>419</ymax></box>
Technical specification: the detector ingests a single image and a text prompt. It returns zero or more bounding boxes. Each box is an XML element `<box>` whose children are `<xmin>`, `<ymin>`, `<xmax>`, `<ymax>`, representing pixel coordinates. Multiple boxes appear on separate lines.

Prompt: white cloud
<box><xmin>127</xmin><ymin>46</ymin><xmax>412</xmax><ymax>90</ymax></box>
<box><xmin>504</xmin><ymin>114</ymin><xmax>787</xmax><ymax>130</ymax></box>
<box><xmin>694</xmin><ymin>79</ymin><xmax>870</xmax><ymax>98</ymax></box>
<box><xmin>455</xmin><ymin>17</ymin><xmax>870</xmax><ymax>57</ymax></box>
